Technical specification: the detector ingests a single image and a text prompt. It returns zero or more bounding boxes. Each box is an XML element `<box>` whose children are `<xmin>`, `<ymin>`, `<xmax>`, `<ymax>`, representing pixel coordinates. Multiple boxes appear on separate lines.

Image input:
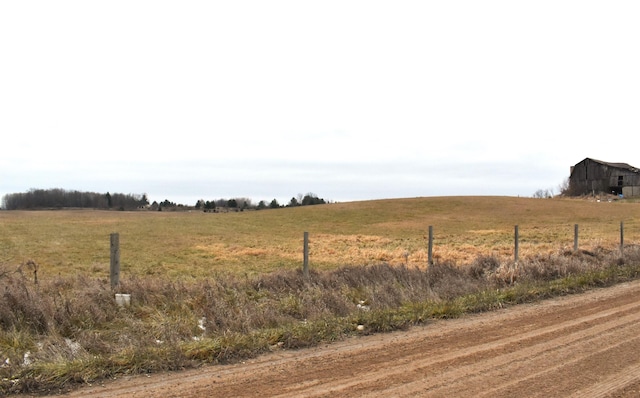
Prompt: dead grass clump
<box><xmin>481</xmin><ymin>245</ymin><xmax>640</xmax><ymax>286</ymax></box>
<box><xmin>328</xmin><ymin>264</ymin><xmax>428</xmax><ymax>307</ymax></box>
<box><xmin>47</xmin><ymin>278</ymin><xmax>117</xmax><ymax>340</ymax></box>
<box><xmin>468</xmin><ymin>255</ymin><xmax>501</xmax><ymax>279</ymax></box>
<box><xmin>0</xmin><ymin>275</ymin><xmax>50</xmax><ymax>335</ymax></box>
<box><xmin>255</xmin><ymin>268</ymin><xmax>308</xmax><ymax>292</ymax></box>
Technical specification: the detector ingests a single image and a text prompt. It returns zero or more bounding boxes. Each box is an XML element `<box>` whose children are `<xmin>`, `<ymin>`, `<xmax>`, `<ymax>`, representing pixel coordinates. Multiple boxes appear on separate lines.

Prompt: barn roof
<box><xmin>584</xmin><ymin>158</ymin><xmax>640</xmax><ymax>173</ymax></box>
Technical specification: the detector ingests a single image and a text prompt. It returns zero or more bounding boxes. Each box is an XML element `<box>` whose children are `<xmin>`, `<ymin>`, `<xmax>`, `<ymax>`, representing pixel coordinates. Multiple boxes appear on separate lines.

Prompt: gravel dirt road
<box><xmin>42</xmin><ymin>280</ymin><xmax>640</xmax><ymax>397</ymax></box>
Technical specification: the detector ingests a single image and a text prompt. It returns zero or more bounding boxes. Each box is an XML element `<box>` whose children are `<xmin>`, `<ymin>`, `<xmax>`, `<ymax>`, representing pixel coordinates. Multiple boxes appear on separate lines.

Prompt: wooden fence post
<box><xmin>110</xmin><ymin>233</ymin><xmax>120</xmax><ymax>289</ymax></box>
<box><xmin>620</xmin><ymin>221</ymin><xmax>624</xmax><ymax>257</ymax></box>
<box><xmin>514</xmin><ymin>225</ymin><xmax>519</xmax><ymax>264</ymax></box>
<box><xmin>428</xmin><ymin>226</ymin><xmax>434</xmax><ymax>266</ymax></box>
<box><xmin>303</xmin><ymin>231</ymin><xmax>309</xmax><ymax>279</ymax></box>
<box><xmin>574</xmin><ymin>224</ymin><xmax>579</xmax><ymax>252</ymax></box>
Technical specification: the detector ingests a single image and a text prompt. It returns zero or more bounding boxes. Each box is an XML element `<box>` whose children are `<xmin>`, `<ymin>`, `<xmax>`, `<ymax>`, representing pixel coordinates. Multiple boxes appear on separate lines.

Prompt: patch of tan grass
<box><xmin>2</xmin><ymin>197</ymin><xmax>640</xmax><ymax>278</ymax></box>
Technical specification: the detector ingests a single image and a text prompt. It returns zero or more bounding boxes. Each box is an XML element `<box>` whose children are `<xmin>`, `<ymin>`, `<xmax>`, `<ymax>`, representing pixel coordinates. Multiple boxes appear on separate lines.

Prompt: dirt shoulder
<box><xmin>30</xmin><ymin>280</ymin><xmax>640</xmax><ymax>397</ymax></box>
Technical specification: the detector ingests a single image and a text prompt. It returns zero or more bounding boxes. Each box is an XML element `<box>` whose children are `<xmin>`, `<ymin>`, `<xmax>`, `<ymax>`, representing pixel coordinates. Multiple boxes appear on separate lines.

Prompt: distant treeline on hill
<box><xmin>1</xmin><ymin>189</ymin><xmax>328</xmax><ymax>211</ymax></box>
<box><xmin>1</xmin><ymin>189</ymin><xmax>149</xmax><ymax>210</ymax></box>
<box><xmin>171</xmin><ymin>193</ymin><xmax>327</xmax><ymax>211</ymax></box>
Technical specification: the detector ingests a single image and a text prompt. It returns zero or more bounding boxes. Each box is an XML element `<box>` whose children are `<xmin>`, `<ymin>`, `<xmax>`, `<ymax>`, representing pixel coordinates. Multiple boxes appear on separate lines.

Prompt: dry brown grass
<box><xmin>2</xmin><ymin>196</ymin><xmax>640</xmax><ymax>393</ymax></box>
<box><xmin>0</xmin><ymin>248</ymin><xmax>639</xmax><ymax>394</ymax></box>
<box><xmin>2</xmin><ymin>196</ymin><xmax>639</xmax><ymax>278</ymax></box>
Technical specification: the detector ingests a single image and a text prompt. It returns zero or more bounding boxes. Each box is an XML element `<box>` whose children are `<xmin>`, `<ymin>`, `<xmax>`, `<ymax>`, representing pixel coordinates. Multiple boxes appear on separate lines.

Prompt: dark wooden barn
<box><xmin>569</xmin><ymin>158</ymin><xmax>640</xmax><ymax>197</ymax></box>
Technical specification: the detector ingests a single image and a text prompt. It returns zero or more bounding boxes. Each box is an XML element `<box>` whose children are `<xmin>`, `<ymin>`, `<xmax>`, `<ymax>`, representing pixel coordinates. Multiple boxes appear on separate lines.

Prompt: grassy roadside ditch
<box><xmin>2</xmin><ymin>245</ymin><xmax>640</xmax><ymax>395</ymax></box>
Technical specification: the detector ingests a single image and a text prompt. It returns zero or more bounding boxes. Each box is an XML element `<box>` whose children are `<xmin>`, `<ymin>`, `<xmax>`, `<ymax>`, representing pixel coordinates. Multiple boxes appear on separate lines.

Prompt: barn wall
<box><xmin>623</xmin><ymin>186</ymin><xmax>640</xmax><ymax>197</ymax></box>
<box><xmin>570</xmin><ymin>158</ymin><xmax>640</xmax><ymax>196</ymax></box>
<box><xmin>570</xmin><ymin>159</ymin><xmax>608</xmax><ymax>194</ymax></box>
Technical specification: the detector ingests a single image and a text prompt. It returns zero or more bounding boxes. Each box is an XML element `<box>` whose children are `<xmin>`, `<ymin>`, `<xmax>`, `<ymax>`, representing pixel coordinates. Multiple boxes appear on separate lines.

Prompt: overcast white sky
<box><xmin>1</xmin><ymin>1</ymin><xmax>639</xmax><ymax>206</ymax></box>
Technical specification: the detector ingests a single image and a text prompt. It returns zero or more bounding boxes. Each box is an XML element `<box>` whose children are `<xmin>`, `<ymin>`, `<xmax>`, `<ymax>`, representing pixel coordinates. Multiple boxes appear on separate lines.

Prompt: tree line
<box><xmin>1</xmin><ymin>189</ymin><xmax>149</xmax><ymax>210</ymax></box>
<box><xmin>193</xmin><ymin>193</ymin><xmax>327</xmax><ymax>212</ymax></box>
<box><xmin>1</xmin><ymin>189</ymin><xmax>328</xmax><ymax>211</ymax></box>
<box><xmin>256</xmin><ymin>193</ymin><xmax>327</xmax><ymax>210</ymax></box>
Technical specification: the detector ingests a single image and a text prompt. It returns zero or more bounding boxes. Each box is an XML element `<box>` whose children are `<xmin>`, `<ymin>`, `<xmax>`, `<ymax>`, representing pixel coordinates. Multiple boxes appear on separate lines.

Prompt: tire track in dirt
<box><xmin>376</xmin><ymin>309</ymin><xmax>640</xmax><ymax>397</ymax></box>
<box><xmin>569</xmin><ymin>363</ymin><xmax>640</xmax><ymax>398</ymax></box>
<box><xmin>272</xmin><ymin>298</ymin><xmax>640</xmax><ymax>397</ymax></box>
<box><xmin>41</xmin><ymin>280</ymin><xmax>640</xmax><ymax>398</ymax></box>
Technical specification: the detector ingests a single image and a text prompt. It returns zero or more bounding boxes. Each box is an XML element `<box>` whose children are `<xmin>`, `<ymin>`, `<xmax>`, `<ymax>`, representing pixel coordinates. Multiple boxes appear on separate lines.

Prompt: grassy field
<box><xmin>2</xmin><ymin>195</ymin><xmax>640</xmax><ymax>394</ymax></box>
<box><xmin>1</xmin><ymin>196</ymin><xmax>640</xmax><ymax>278</ymax></box>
